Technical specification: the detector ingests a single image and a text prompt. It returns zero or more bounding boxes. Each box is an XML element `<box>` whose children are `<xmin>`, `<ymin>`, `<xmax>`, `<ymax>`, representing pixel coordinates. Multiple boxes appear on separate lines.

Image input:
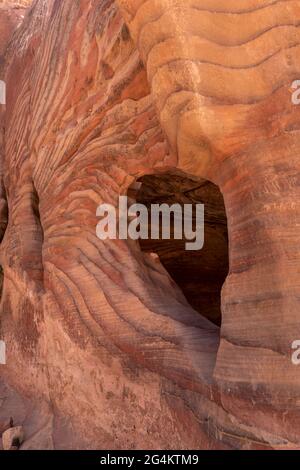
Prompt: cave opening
<box><xmin>130</xmin><ymin>171</ymin><xmax>229</xmax><ymax>326</ymax></box>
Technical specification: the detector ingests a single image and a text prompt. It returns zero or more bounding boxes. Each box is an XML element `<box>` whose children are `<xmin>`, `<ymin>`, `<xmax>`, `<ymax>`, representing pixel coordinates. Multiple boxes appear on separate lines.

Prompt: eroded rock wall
<box><xmin>0</xmin><ymin>2</ymin><xmax>28</xmax><ymax>60</ymax></box>
<box><xmin>0</xmin><ymin>0</ymin><xmax>299</xmax><ymax>450</ymax></box>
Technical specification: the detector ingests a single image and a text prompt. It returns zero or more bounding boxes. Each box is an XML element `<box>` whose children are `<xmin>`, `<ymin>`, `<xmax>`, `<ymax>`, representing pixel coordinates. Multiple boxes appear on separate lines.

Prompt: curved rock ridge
<box><xmin>0</xmin><ymin>0</ymin><xmax>298</xmax><ymax>449</ymax></box>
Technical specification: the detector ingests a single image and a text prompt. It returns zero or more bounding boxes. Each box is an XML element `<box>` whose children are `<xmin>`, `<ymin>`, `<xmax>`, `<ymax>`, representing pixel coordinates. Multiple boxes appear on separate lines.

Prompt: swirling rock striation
<box><xmin>0</xmin><ymin>0</ymin><xmax>298</xmax><ymax>449</ymax></box>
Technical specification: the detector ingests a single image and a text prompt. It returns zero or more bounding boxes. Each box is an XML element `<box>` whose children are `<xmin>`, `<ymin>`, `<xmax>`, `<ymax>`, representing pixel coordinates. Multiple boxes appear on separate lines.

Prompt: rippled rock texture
<box><xmin>0</xmin><ymin>2</ymin><xmax>27</xmax><ymax>66</ymax></box>
<box><xmin>0</xmin><ymin>0</ymin><xmax>299</xmax><ymax>449</ymax></box>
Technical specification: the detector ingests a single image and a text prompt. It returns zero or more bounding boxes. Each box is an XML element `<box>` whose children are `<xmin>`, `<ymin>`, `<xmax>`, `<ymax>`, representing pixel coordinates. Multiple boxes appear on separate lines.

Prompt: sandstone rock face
<box><xmin>0</xmin><ymin>2</ymin><xmax>28</xmax><ymax>60</ymax></box>
<box><xmin>0</xmin><ymin>0</ymin><xmax>299</xmax><ymax>450</ymax></box>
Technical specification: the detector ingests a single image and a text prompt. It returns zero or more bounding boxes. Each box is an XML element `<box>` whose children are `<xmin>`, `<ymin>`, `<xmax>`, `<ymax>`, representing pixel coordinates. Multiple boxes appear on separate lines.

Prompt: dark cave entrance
<box><xmin>129</xmin><ymin>172</ymin><xmax>229</xmax><ymax>326</ymax></box>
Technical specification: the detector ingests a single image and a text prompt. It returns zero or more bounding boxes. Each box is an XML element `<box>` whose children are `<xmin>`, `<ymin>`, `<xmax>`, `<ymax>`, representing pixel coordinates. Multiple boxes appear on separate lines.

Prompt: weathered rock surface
<box><xmin>0</xmin><ymin>1</ymin><xmax>28</xmax><ymax>61</ymax></box>
<box><xmin>0</xmin><ymin>0</ymin><xmax>299</xmax><ymax>450</ymax></box>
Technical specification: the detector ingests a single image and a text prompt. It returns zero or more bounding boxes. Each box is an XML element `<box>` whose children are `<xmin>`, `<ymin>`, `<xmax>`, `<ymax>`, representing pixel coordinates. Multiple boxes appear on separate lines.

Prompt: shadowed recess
<box><xmin>131</xmin><ymin>172</ymin><xmax>229</xmax><ymax>326</ymax></box>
